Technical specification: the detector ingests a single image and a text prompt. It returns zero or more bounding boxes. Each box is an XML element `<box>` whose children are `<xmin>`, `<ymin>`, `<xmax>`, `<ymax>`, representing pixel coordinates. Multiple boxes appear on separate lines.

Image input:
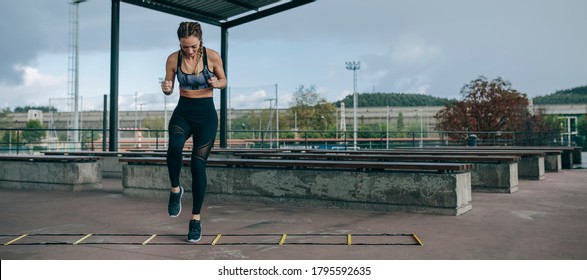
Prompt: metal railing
<box><xmin>0</xmin><ymin>128</ymin><xmax>580</xmax><ymax>154</ymax></box>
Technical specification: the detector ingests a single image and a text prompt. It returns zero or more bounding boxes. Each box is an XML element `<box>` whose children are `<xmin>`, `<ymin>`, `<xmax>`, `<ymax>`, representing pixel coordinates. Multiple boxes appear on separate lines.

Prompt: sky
<box><xmin>1</xmin><ymin>0</ymin><xmax>586</xmax><ymax>112</ymax></box>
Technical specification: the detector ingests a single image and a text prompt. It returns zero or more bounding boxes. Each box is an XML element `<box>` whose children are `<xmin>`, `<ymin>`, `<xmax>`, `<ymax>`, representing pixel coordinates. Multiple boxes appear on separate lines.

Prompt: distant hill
<box><xmin>533</xmin><ymin>85</ymin><xmax>587</xmax><ymax>105</ymax></box>
<box><xmin>334</xmin><ymin>92</ymin><xmax>454</xmax><ymax>108</ymax></box>
<box><xmin>335</xmin><ymin>86</ymin><xmax>587</xmax><ymax>108</ymax></box>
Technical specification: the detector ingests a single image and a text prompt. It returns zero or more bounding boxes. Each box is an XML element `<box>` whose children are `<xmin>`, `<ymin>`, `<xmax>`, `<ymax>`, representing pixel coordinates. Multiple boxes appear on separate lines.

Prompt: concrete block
<box><xmin>561</xmin><ymin>150</ymin><xmax>573</xmax><ymax>169</ymax></box>
<box><xmin>518</xmin><ymin>156</ymin><xmax>545</xmax><ymax>180</ymax></box>
<box><xmin>100</xmin><ymin>156</ymin><xmax>124</xmax><ymax>178</ymax></box>
<box><xmin>122</xmin><ymin>164</ymin><xmax>472</xmax><ymax>216</ymax></box>
<box><xmin>0</xmin><ymin>160</ymin><xmax>102</xmax><ymax>191</ymax></box>
<box><xmin>471</xmin><ymin>162</ymin><xmax>519</xmax><ymax>193</ymax></box>
<box><xmin>572</xmin><ymin>148</ymin><xmax>582</xmax><ymax>166</ymax></box>
<box><xmin>544</xmin><ymin>154</ymin><xmax>562</xmax><ymax>173</ymax></box>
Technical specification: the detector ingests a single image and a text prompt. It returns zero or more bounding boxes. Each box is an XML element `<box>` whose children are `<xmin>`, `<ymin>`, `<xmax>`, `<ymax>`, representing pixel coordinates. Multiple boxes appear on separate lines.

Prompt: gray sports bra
<box><xmin>176</xmin><ymin>47</ymin><xmax>215</xmax><ymax>90</ymax></box>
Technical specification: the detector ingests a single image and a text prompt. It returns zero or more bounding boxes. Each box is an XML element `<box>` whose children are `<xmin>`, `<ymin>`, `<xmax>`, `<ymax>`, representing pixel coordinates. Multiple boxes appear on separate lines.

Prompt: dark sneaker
<box><xmin>167</xmin><ymin>186</ymin><xmax>184</xmax><ymax>217</ymax></box>
<box><xmin>187</xmin><ymin>219</ymin><xmax>202</xmax><ymax>243</ymax></box>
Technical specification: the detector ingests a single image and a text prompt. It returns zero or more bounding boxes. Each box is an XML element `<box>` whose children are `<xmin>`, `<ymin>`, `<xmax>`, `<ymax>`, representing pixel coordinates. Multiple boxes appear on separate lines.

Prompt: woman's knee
<box><xmin>168</xmin><ymin>140</ymin><xmax>184</xmax><ymax>153</ymax></box>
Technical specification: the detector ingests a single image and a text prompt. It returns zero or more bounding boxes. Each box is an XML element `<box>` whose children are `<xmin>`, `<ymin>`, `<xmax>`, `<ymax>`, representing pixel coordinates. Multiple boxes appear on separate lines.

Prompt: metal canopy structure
<box><xmin>109</xmin><ymin>0</ymin><xmax>315</xmax><ymax>151</ymax></box>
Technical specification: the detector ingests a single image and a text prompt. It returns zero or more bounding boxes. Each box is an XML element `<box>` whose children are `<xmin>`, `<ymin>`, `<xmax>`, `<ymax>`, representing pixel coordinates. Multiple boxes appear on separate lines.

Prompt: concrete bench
<box><xmin>119</xmin><ymin>157</ymin><xmax>474</xmax><ymax>216</ymax></box>
<box><xmin>146</xmin><ymin>146</ymin><xmax>582</xmax><ymax>169</ymax></box>
<box><xmin>43</xmin><ymin>151</ymin><xmax>171</xmax><ymax>178</ymax></box>
<box><xmin>402</xmin><ymin>146</ymin><xmax>567</xmax><ymax>171</ymax></box>
<box><xmin>234</xmin><ymin>152</ymin><xmax>520</xmax><ymax>193</ymax></box>
<box><xmin>43</xmin><ymin>149</ymin><xmax>293</xmax><ymax>178</ymax></box>
<box><xmin>300</xmin><ymin>149</ymin><xmax>546</xmax><ymax>181</ymax></box>
<box><xmin>482</xmin><ymin>146</ymin><xmax>579</xmax><ymax>170</ymax></box>
<box><xmin>459</xmin><ymin>146</ymin><xmax>580</xmax><ymax>169</ymax></box>
<box><xmin>211</xmin><ymin>147</ymin><xmax>544</xmax><ymax>180</ymax></box>
<box><xmin>0</xmin><ymin>155</ymin><xmax>102</xmax><ymax>191</ymax></box>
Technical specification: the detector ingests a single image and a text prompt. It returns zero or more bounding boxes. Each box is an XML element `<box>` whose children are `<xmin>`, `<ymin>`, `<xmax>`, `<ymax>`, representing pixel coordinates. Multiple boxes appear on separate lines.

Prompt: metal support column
<box><xmin>109</xmin><ymin>0</ymin><xmax>120</xmax><ymax>151</ymax></box>
<box><xmin>102</xmin><ymin>94</ymin><xmax>108</xmax><ymax>151</ymax></box>
<box><xmin>219</xmin><ymin>26</ymin><xmax>228</xmax><ymax>148</ymax></box>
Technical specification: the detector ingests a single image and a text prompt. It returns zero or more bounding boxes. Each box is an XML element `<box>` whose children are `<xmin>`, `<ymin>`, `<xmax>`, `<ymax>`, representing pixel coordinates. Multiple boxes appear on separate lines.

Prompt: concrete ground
<box><xmin>1</xmin><ymin>166</ymin><xmax>586</xmax><ymax>260</ymax></box>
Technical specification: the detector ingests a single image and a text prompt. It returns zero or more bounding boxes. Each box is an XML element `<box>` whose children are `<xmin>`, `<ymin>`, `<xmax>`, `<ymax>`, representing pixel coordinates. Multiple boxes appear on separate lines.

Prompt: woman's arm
<box><xmin>161</xmin><ymin>52</ymin><xmax>177</xmax><ymax>95</ymax></box>
<box><xmin>207</xmin><ymin>49</ymin><xmax>227</xmax><ymax>89</ymax></box>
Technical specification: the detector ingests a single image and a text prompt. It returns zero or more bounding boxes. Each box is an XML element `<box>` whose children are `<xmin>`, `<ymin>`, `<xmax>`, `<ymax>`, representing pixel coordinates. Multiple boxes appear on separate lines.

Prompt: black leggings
<box><xmin>166</xmin><ymin>96</ymin><xmax>218</xmax><ymax>215</ymax></box>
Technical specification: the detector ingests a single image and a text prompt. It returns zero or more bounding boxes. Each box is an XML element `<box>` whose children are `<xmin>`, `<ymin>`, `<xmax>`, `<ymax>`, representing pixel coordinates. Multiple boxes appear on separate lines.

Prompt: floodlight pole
<box><xmin>70</xmin><ymin>0</ymin><xmax>86</xmax><ymax>145</ymax></box>
<box><xmin>345</xmin><ymin>61</ymin><xmax>360</xmax><ymax>149</ymax></box>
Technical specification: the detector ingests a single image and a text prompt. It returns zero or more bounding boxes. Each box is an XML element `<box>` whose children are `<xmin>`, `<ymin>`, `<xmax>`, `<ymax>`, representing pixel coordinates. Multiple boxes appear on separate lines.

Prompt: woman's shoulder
<box><xmin>166</xmin><ymin>51</ymin><xmax>180</xmax><ymax>61</ymax></box>
<box><xmin>205</xmin><ymin>47</ymin><xmax>220</xmax><ymax>58</ymax></box>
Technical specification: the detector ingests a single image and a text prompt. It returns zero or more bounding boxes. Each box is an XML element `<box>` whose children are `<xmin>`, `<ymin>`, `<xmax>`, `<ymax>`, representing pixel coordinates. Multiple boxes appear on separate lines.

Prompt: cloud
<box><xmin>230</xmin><ymin>89</ymin><xmax>271</xmax><ymax>109</ymax></box>
<box><xmin>359</xmin><ymin>35</ymin><xmax>444</xmax><ymax>94</ymax></box>
<box><xmin>0</xmin><ymin>0</ymin><xmax>180</xmax><ymax>86</ymax></box>
<box><xmin>390</xmin><ymin>40</ymin><xmax>442</xmax><ymax>68</ymax></box>
<box><xmin>18</xmin><ymin>66</ymin><xmax>66</xmax><ymax>87</ymax></box>
<box><xmin>0</xmin><ymin>1</ymin><xmax>69</xmax><ymax>85</ymax></box>
<box><xmin>393</xmin><ymin>76</ymin><xmax>431</xmax><ymax>94</ymax></box>
<box><xmin>2</xmin><ymin>0</ymin><xmax>586</xmax><ymax>110</ymax></box>
<box><xmin>0</xmin><ymin>66</ymin><xmax>67</xmax><ymax>108</ymax></box>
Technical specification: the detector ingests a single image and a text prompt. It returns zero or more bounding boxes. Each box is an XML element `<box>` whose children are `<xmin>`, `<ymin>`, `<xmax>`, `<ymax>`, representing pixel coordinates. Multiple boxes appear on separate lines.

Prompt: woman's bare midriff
<box><xmin>180</xmin><ymin>88</ymin><xmax>214</xmax><ymax>98</ymax></box>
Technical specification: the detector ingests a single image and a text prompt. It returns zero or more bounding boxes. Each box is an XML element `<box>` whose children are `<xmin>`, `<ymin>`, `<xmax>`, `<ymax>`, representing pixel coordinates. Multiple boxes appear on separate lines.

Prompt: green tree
<box><xmin>137</xmin><ymin>116</ymin><xmax>165</xmax><ymax>140</ymax></box>
<box><xmin>288</xmin><ymin>85</ymin><xmax>319</xmax><ymax>131</ymax></box>
<box><xmin>521</xmin><ymin>108</ymin><xmax>561</xmax><ymax>135</ymax></box>
<box><xmin>81</xmin><ymin>130</ymin><xmax>101</xmax><ymax>143</ymax></box>
<box><xmin>314</xmin><ymin>100</ymin><xmax>337</xmax><ymax>132</ymax></box>
<box><xmin>142</xmin><ymin>116</ymin><xmax>165</xmax><ymax>130</ymax></box>
<box><xmin>231</xmin><ymin>110</ymin><xmax>270</xmax><ymax>139</ymax></box>
<box><xmin>397</xmin><ymin>112</ymin><xmax>405</xmax><ymax>131</ymax></box>
<box><xmin>22</xmin><ymin>119</ymin><xmax>46</xmax><ymax>143</ymax></box>
<box><xmin>286</xmin><ymin>85</ymin><xmax>334</xmax><ymax>133</ymax></box>
<box><xmin>14</xmin><ymin>106</ymin><xmax>57</xmax><ymax>113</ymax></box>
<box><xmin>358</xmin><ymin>123</ymin><xmax>384</xmax><ymax>138</ymax></box>
<box><xmin>0</xmin><ymin>108</ymin><xmax>14</xmax><ymax>142</ymax></box>
<box><xmin>0</xmin><ymin>108</ymin><xmax>13</xmax><ymax>127</ymax></box>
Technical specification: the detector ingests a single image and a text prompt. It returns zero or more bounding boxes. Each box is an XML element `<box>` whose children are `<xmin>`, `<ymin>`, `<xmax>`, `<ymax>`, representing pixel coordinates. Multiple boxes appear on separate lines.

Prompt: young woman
<box><xmin>160</xmin><ymin>21</ymin><xmax>226</xmax><ymax>243</ymax></box>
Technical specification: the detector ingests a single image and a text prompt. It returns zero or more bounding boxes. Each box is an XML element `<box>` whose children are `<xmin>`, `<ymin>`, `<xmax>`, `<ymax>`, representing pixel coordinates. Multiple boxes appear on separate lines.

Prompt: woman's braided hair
<box><xmin>177</xmin><ymin>22</ymin><xmax>203</xmax><ymax>64</ymax></box>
